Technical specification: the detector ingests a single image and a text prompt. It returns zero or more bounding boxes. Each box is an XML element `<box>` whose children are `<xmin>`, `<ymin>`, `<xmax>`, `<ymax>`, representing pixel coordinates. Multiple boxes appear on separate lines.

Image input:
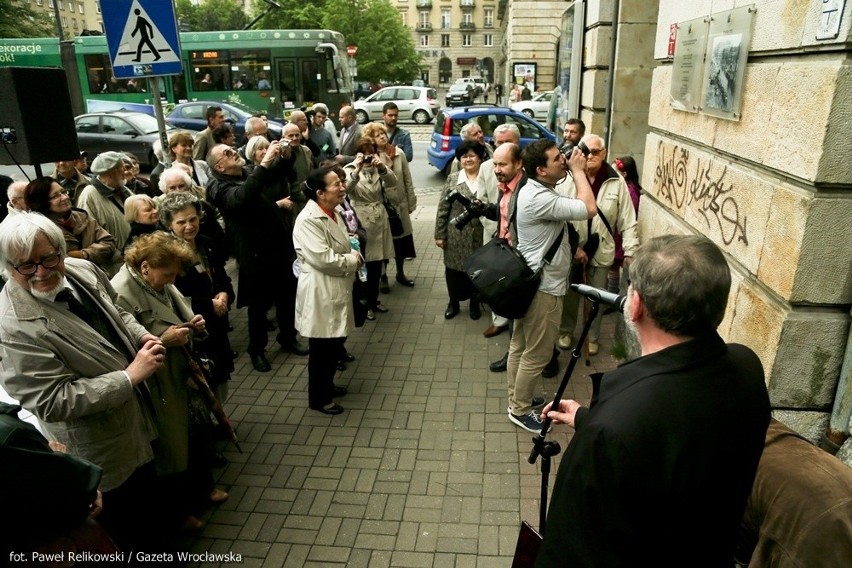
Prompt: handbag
<box><xmin>381</xmin><ymin>181</ymin><xmax>404</xmax><ymax>237</ymax></box>
<box><xmin>464</xmin><ymin>229</ymin><xmax>563</xmax><ymax>320</ymax></box>
<box><xmin>511</xmin><ymin>521</ymin><xmax>543</xmax><ymax>567</ymax></box>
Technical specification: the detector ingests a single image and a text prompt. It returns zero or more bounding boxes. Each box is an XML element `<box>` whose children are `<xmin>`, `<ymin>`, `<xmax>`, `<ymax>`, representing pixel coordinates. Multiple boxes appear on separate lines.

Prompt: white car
<box><xmin>511</xmin><ymin>90</ymin><xmax>554</xmax><ymax>121</ymax></box>
<box><xmin>455</xmin><ymin>77</ymin><xmax>486</xmax><ymax>98</ymax></box>
<box><xmin>353</xmin><ymin>85</ymin><xmax>441</xmax><ymax>125</ymax></box>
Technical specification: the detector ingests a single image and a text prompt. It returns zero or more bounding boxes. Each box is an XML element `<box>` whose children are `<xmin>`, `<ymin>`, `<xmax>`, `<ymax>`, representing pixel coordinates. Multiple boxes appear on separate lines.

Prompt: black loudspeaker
<box><xmin>0</xmin><ymin>67</ymin><xmax>80</xmax><ymax>166</ymax></box>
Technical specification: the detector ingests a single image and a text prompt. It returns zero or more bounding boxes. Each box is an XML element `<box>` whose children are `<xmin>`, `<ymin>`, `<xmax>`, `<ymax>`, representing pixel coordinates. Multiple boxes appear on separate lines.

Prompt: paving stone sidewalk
<box><xmin>191</xmin><ymin>191</ymin><xmax>622</xmax><ymax>567</ymax></box>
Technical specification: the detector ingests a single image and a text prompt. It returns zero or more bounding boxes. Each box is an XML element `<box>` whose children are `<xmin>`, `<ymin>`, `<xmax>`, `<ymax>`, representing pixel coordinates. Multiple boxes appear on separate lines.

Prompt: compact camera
<box><xmin>362</xmin><ymin>154</ymin><xmax>374</xmax><ymax>165</ymax></box>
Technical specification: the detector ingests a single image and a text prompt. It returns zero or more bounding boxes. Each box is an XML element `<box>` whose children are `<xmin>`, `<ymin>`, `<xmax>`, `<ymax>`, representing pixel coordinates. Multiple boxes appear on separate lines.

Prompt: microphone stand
<box><xmin>527</xmin><ymin>300</ymin><xmax>601</xmax><ymax>535</ymax></box>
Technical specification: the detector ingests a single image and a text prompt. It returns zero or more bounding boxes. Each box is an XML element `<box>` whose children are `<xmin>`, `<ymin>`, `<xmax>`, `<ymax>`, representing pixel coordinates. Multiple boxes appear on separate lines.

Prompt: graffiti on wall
<box><xmin>654</xmin><ymin>141</ymin><xmax>749</xmax><ymax>246</ymax></box>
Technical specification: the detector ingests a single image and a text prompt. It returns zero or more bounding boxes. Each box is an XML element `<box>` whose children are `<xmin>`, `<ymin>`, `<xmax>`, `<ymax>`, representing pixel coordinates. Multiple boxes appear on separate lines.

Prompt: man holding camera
<box><xmin>536</xmin><ymin>235</ymin><xmax>770</xmax><ymax>566</ymax></box>
<box><xmin>507</xmin><ymin>140</ymin><xmax>596</xmax><ymax>433</ymax></box>
<box><xmin>557</xmin><ymin>134</ymin><xmax>638</xmax><ymax>355</ymax></box>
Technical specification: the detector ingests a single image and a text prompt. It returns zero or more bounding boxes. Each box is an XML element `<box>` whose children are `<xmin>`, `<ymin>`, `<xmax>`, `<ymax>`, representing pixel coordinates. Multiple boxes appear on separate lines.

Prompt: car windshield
<box><xmin>122</xmin><ymin>113</ymin><xmax>161</xmax><ymax>135</ymax></box>
<box><xmin>449</xmin><ymin>85</ymin><xmax>468</xmax><ymax>93</ymax></box>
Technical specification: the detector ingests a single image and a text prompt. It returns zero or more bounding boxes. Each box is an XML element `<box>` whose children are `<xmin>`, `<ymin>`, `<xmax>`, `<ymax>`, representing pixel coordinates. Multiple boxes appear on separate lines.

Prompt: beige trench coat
<box><xmin>344</xmin><ymin>165</ymin><xmax>399</xmax><ymax>262</ymax></box>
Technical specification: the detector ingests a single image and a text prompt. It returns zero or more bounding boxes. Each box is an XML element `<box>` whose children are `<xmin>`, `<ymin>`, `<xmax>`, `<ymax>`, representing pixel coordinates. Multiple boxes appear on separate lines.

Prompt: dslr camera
<box><xmin>446</xmin><ymin>189</ymin><xmax>487</xmax><ymax>230</ymax></box>
<box><xmin>362</xmin><ymin>154</ymin><xmax>374</xmax><ymax>165</ymax></box>
<box><xmin>561</xmin><ymin>139</ymin><xmax>591</xmax><ymax>159</ymax></box>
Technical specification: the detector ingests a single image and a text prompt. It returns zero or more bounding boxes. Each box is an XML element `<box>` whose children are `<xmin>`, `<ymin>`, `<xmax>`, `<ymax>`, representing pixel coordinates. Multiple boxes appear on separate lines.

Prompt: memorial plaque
<box><xmin>700</xmin><ymin>5</ymin><xmax>755</xmax><ymax>121</ymax></box>
<box><xmin>670</xmin><ymin>17</ymin><xmax>709</xmax><ymax>113</ymax></box>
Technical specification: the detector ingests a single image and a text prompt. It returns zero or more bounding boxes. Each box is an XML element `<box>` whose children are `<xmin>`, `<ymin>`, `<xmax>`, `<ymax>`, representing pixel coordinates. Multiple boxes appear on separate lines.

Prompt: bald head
<box><xmin>283</xmin><ymin>123</ymin><xmax>302</xmax><ymax>147</ymax></box>
<box><xmin>339</xmin><ymin>106</ymin><xmax>356</xmax><ymax>127</ymax></box>
<box><xmin>7</xmin><ymin>181</ymin><xmax>27</xmax><ymax>211</ymax></box>
<box><xmin>289</xmin><ymin>111</ymin><xmax>308</xmax><ymax>132</ymax></box>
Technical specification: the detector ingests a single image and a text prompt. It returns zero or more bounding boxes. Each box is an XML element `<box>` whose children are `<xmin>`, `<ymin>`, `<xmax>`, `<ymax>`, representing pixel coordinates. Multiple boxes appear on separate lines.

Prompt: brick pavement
<box><xmin>190</xmin><ymin>191</ymin><xmax>622</xmax><ymax>567</ymax></box>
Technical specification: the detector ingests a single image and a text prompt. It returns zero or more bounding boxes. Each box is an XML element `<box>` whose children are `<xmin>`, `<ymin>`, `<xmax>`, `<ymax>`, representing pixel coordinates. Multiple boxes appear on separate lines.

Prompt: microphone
<box><xmin>570</xmin><ymin>283</ymin><xmax>627</xmax><ymax>313</ymax></box>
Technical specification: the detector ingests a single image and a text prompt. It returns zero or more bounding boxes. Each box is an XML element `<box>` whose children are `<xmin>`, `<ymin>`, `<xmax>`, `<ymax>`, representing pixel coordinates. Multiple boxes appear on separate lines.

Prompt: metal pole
<box><xmin>149</xmin><ymin>78</ymin><xmax>172</xmax><ymax>167</ymax></box>
<box><xmin>52</xmin><ymin>0</ymin><xmax>65</xmax><ymax>41</ymax></box>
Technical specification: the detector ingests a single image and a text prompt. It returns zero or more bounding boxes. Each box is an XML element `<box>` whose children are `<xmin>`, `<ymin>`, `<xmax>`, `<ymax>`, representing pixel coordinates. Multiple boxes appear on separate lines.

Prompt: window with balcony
<box><xmin>462</xmin><ymin>13</ymin><xmax>472</xmax><ymax>24</ymax></box>
<box><xmin>420</xmin><ymin>35</ymin><xmax>429</xmax><ymax>47</ymax></box>
<box><xmin>441</xmin><ymin>34</ymin><xmax>450</xmax><ymax>47</ymax></box>
<box><xmin>462</xmin><ymin>34</ymin><xmax>471</xmax><ymax>47</ymax></box>
<box><xmin>484</xmin><ymin>8</ymin><xmax>493</xmax><ymax>27</ymax></box>
<box><xmin>441</xmin><ymin>9</ymin><xmax>451</xmax><ymax>29</ymax></box>
<box><xmin>484</xmin><ymin>34</ymin><xmax>493</xmax><ymax>47</ymax></box>
<box><xmin>419</xmin><ymin>11</ymin><xmax>429</xmax><ymax>25</ymax></box>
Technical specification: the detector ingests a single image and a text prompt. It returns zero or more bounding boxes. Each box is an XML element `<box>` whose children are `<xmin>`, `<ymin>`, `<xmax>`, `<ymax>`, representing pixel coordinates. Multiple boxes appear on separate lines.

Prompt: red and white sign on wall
<box><xmin>668</xmin><ymin>23</ymin><xmax>678</xmax><ymax>57</ymax></box>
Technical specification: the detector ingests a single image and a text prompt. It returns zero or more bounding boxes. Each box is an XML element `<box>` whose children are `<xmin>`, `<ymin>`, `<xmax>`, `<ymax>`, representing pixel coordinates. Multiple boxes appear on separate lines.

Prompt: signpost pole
<box><xmin>148</xmin><ymin>78</ymin><xmax>171</xmax><ymax>167</ymax></box>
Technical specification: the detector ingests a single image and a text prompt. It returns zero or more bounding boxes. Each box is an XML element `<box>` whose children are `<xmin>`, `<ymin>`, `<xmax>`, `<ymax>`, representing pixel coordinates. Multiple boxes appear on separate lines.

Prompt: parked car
<box><xmin>427</xmin><ymin>105</ymin><xmax>556</xmax><ymax>175</ymax></box>
<box><xmin>454</xmin><ymin>77</ymin><xmax>486</xmax><ymax>98</ymax></box>
<box><xmin>445</xmin><ymin>83</ymin><xmax>476</xmax><ymax>107</ymax></box>
<box><xmin>510</xmin><ymin>90</ymin><xmax>554</xmax><ymax>121</ymax></box>
<box><xmin>354</xmin><ymin>81</ymin><xmax>373</xmax><ymax>100</ymax></box>
<box><xmin>166</xmin><ymin>100</ymin><xmax>285</xmax><ymax>140</ymax></box>
<box><xmin>354</xmin><ymin>85</ymin><xmax>440</xmax><ymax>125</ymax></box>
<box><xmin>74</xmin><ymin>111</ymin><xmax>172</xmax><ymax>170</ymax></box>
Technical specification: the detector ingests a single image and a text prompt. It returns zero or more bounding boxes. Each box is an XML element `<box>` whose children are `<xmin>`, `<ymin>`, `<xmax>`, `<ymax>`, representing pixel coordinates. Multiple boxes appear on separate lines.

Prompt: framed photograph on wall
<box><xmin>700</xmin><ymin>5</ymin><xmax>754</xmax><ymax>121</ymax></box>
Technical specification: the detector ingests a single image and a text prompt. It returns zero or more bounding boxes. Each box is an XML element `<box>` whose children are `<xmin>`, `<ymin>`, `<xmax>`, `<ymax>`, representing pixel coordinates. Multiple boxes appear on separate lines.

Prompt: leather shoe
<box><xmin>469</xmin><ymin>301</ymin><xmax>481</xmax><ymax>320</ymax></box>
<box><xmin>250</xmin><ymin>353</ymin><xmax>271</xmax><ymax>372</ymax></box>
<box><xmin>336</xmin><ymin>361</ymin><xmax>347</xmax><ymax>371</ymax></box>
<box><xmin>444</xmin><ymin>302</ymin><xmax>460</xmax><ymax>319</ymax></box>
<box><xmin>344</xmin><ymin>353</ymin><xmax>356</xmax><ymax>362</ymax></box>
<box><xmin>396</xmin><ymin>275</ymin><xmax>415</xmax><ymax>287</ymax></box>
<box><xmin>483</xmin><ymin>324</ymin><xmax>508</xmax><ymax>338</ymax></box>
<box><xmin>489</xmin><ymin>352</ymin><xmax>508</xmax><ymax>372</ymax></box>
<box><xmin>311</xmin><ymin>403</ymin><xmax>344</xmax><ymax>415</ymax></box>
<box><xmin>333</xmin><ymin>384</ymin><xmax>348</xmax><ymax>397</ymax></box>
<box><xmin>209</xmin><ymin>489</ymin><xmax>229</xmax><ymax>504</ymax></box>
<box><xmin>230</xmin><ymin>350</ymin><xmax>239</xmax><ymax>360</ymax></box>
<box><xmin>281</xmin><ymin>339</ymin><xmax>309</xmax><ymax>356</ymax></box>
<box><xmin>181</xmin><ymin>515</ymin><xmax>204</xmax><ymax>531</ymax></box>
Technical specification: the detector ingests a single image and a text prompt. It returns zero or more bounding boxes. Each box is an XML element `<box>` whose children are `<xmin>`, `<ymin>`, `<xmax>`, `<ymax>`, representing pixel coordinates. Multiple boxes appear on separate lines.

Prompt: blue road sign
<box><xmin>101</xmin><ymin>0</ymin><xmax>182</xmax><ymax>79</ymax></box>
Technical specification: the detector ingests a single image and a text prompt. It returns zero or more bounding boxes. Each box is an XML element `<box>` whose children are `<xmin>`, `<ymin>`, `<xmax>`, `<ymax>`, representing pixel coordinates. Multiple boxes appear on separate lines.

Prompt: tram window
<box><xmin>325</xmin><ymin>58</ymin><xmax>338</xmax><ymax>93</ymax></box>
<box><xmin>84</xmin><ymin>54</ymin><xmax>113</xmax><ymax>93</ymax></box>
<box><xmin>277</xmin><ymin>60</ymin><xmax>297</xmax><ymax>105</ymax></box>
<box><xmin>190</xmin><ymin>50</ymin><xmax>228</xmax><ymax>91</ymax></box>
<box><xmin>229</xmin><ymin>50</ymin><xmax>271</xmax><ymax>91</ymax></box>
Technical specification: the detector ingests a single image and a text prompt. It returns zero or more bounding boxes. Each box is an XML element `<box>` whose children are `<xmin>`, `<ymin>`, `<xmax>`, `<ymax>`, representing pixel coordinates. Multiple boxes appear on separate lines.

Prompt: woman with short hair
<box><xmin>124</xmin><ymin>194</ymin><xmax>160</xmax><ymax>248</ymax></box>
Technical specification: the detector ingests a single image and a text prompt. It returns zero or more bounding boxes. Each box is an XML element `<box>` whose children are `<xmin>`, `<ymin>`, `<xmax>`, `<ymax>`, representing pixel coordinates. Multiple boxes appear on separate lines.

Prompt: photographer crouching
<box><xmin>536</xmin><ymin>235</ymin><xmax>770</xmax><ymax>566</ymax></box>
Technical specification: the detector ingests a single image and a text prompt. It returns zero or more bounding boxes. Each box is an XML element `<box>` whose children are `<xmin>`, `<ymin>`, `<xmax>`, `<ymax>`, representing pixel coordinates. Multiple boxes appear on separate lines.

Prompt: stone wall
<box><xmin>642</xmin><ymin>0</ymin><xmax>852</xmax><ymax>441</ymax></box>
<box><xmin>502</xmin><ymin>1</ymin><xmax>566</xmax><ymax>91</ymax></box>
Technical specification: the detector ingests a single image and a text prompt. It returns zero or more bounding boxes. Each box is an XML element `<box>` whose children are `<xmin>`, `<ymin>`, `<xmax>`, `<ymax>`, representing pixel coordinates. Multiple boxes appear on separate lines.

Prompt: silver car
<box><xmin>354</xmin><ymin>85</ymin><xmax>441</xmax><ymax>125</ymax></box>
<box><xmin>510</xmin><ymin>90</ymin><xmax>554</xmax><ymax>122</ymax></box>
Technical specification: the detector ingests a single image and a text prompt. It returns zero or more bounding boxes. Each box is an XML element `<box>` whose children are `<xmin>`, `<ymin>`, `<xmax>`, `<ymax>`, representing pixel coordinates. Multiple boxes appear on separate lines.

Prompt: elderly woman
<box><xmin>293</xmin><ymin>167</ymin><xmax>362</xmax><ymax>415</ymax></box>
<box><xmin>344</xmin><ymin>137</ymin><xmax>399</xmax><ymax>320</ymax></box>
<box><xmin>124</xmin><ymin>194</ymin><xmax>160</xmax><ymax>248</ymax></box>
<box><xmin>159</xmin><ymin>192</ymin><xmax>235</xmax><ymax>402</ymax></box>
<box><xmin>158</xmin><ymin>167</ymin><xmax>227</xmax><ymax>265</ymax></box>
<box><xmin>23</xmin><ymin>177</ymin><xmax>118</xmax><ymax>272</ymax></box>
<box><xmin>434</xmin><ymin>140</ymin><xmax>486</xmax><ymax>320</ymax></box>
<box><xmin>111</xmin><ymin>232</ymin><xmax>228</xmax><ymax>531</ymax></box>
<box><xmin>362</xmin><ymin>122</ymin><xmax>417</xmax><ymax>290</ymax></box>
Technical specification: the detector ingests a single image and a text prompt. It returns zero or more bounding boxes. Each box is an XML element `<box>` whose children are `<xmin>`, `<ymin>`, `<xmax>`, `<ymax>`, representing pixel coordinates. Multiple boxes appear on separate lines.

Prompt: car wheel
<box><xmin>522</xmin><ymin>109</ymin><xmax>534</xmax><ymax>118</ymax></box>
<box><xmin>355</xmin><ymin>110</ymin><xmax>368</xmax><ymax>124</ymax></box>
<box><xmin>413</xmin><ymin>110</ymin><xmax>430</xmax><ymax>124</ymax></box>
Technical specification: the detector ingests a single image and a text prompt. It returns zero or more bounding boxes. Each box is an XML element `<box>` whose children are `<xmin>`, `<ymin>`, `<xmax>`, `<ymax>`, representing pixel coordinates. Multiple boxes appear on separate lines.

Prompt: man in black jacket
<box><xmin>206</xmin><ymin>141</ymin><xmax>308</xmax><ymax>372</ymax></box>
<box><xmin>536</xmin><ymin>235</ymin><xmax>770</xmax><ymax>567</ymax></box>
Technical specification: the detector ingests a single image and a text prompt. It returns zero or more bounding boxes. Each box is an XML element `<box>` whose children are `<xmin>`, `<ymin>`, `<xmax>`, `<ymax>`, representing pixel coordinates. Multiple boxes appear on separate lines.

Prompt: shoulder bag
<box><xmin>380</xmin><ymin>179</ymin><xmax>404</xmax><ymax>237</ymax></box>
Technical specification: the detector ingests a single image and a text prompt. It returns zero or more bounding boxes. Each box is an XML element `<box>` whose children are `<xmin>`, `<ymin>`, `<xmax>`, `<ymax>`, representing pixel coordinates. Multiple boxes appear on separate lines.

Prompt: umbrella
<box><xmin>181</xmin><ymin>345</ymin><xmax>243</xmax><ymax>454</ymax></box>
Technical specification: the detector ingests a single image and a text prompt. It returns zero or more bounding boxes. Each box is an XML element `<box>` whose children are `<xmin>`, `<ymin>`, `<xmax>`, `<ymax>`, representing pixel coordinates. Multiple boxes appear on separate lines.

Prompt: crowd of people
<box><xmin>0</xmin><ymin>103</ymin><xmax>782</xmax><ymax>566</ymax></box>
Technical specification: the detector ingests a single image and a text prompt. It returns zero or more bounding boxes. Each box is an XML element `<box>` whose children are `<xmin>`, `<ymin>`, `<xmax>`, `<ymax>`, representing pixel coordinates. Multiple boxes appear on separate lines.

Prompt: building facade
<box><xmin>19</xmin><ymin>0</ymin><xmax>103</xmax><ymax>36</ymax></box>
<box><xmin>399</xmin><ymin>0</ymin><xmax>503</xmax><ymax>88</ymax></box>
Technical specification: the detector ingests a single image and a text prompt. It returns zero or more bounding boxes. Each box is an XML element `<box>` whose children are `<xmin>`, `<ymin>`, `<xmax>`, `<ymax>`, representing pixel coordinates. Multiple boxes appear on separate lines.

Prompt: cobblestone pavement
<box><xmin>190</xmin><ymin>191</ymin><xmax>621</xmax><ymax>567</ymax></box>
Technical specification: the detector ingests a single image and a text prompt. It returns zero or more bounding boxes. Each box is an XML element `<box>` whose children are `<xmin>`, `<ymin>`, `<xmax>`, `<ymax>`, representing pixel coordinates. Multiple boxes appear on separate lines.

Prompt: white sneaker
<box><xmin>588</xmin><ymin>341</ymin><xmax>599</xmax><ymax>355</ymax></box>
<box><xmin>558</xmin><ymin>333</ymin><xmax>573</xmax><ymax>350</ymax></box>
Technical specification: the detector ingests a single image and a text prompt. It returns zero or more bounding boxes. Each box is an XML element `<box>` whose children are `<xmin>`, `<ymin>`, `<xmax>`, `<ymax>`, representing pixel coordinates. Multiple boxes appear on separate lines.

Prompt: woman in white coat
<box><xmin>293</xmin><ymin>167</ymin><xmax>364</xmax><ymax>415</ymax></box>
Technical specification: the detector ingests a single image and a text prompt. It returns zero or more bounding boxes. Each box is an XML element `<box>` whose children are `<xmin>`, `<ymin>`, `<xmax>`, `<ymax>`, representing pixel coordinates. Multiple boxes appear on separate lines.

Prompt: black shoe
<box><xmin>469</xmin><ymin>301</ymin><xmax>481</xmax><ymax>320</ymax></box>
<box><xmin>336</xmin><ymin>361</ymin><xmax>347</xmax><ymax>371</ymax></box>
<box><xmin>280</xmin><ymin>339</ymin><xmax>309</xmax><ymax>356</ymax></box>
<box><xmin>396</xmin><ymin>275</ymin><xmax>415</xmax><ymax>287</ymax></box>
<box><xmin>489</xmin><ymin>352</ymin><xmax>508</xmax><ymax>372</ymax></box>
<box><xmin>344</xmin><ymin>353</ymin><xmax>356</xmax><ymax>362</ymax></box>
<box><xmin>311</xmin><ymin>403</ymin><xmax>344</xmax><ymax>415</ymax></box>
<box><xmin>333</xmin><ymin>384</ymin><xmax>348</xmax><ymax>397</ymax></box>
<box><xmin>230</xmin><ymin>350</ymin><xmax>239</xmax><ymax>360</ymax></box>
<box><xmin>444</xmin><ymin>302</ymin><xmax>460</xmax><ymax>319</ymax></box>
<box><xmin>542</xmin><ymin>349</ymin><xmax>560</xmax><ymax>378</ymax></box>
<box><xmin>250</xmin><ymin>353</ymin><xmax>271</xmax><ymax>372</ymax></box>
<box><xmin>379</xmin><ymin>274</ymin><xmax>390</xmax><ymax>294</ymax></box>
<box><xmin>211</xmin><ymin>451</ymin><xmax>228</xmax><ymax>468</ymax></box>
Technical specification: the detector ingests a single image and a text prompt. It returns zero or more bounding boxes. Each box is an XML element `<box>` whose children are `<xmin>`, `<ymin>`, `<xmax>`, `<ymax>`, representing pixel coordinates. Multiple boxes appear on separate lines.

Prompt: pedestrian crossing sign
<box><xmin>101</xmin><ymin>0</ymin><xmax>182</xmax><ymax>79</ymax></box>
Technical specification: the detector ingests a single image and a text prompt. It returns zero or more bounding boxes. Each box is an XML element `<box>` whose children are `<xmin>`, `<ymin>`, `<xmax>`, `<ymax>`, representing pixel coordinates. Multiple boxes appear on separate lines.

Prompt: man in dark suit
<box><xmin>536</xmin><ymin>235</ymin><xmax>770</xmax><ymax>567</ymax></box>
<box><xmin>335</xmin><ymin>106</ymin><xmax>362</xmax><ymax>165</ymax></box>
<box><xmin>206</xmin><ymin>142</ymin><xmax>308</xmax><ymax>373</ymax></box>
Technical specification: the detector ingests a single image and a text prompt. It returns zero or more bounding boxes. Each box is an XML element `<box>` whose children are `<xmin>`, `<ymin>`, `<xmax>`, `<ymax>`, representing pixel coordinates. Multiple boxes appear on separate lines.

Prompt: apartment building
<box><xmin>399</xmin><ymin>0</ymin><xmax>502</xmax><ymax>87</ymax></box>
<box><xmin>17</xmin><ymin>0</ymin><xmax>103</xmax><ymax>36</ymax></box>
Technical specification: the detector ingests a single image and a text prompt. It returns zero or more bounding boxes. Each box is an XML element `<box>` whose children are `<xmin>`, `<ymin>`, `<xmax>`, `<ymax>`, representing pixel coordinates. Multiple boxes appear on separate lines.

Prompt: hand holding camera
<box><xmin>561</xmin><ymin>140</ymin><xmax>590</xmax><ymax>175</ymax></box>
<box><xmin>446</xmin><ymin>189</ymin><xmax>487</xmax><ymax>230</ymax></box>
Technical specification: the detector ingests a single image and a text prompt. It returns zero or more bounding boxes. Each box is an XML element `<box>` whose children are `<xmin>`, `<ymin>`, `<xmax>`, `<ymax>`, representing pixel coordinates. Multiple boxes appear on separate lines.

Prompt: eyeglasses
<box><xmin>215</xmin><ymin>147</ymin><xmax>238</xmax><ymax>165</ymax></box>
<box><xmin>48</xmin><ymin>189</ymin><xmax>69</xmax><ymax>201</ymax></box>
<box><xmin>12</xmin><ymin>252</ymin><xmax>62</xmax><ymax>275</ymax></box>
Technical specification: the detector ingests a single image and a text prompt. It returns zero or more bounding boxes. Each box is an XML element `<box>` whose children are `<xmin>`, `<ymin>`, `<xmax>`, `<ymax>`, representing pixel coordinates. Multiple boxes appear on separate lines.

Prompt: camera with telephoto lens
<box><xmin>561</xmin><ymin>139</ymin><xmax>591</xmax><ymax>158</ymax></box>
<box><xmin>446</xmin><ymin>189</ymin><xmax>487</xmax><ymax>230</ymax></box>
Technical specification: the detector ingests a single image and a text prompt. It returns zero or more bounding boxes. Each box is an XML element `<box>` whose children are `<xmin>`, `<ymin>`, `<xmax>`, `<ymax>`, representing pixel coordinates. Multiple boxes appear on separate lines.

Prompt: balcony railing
<box><xmin>416</xmin><ymin>22</ymin><xmax>433</xmax><ymax>31</ymax></box>
<box><xmin>460</xmin><ymin>22</ymin><xmax>476</xmax><ymax>31</ymax></box>
<box><xmin>461</xmin><ymin>0</ymin><xmax>475</xmax><ymax>8</ymax></box>
<box><xmin>416</xmin><ymin>0</ymin><xmax>433</xmax><ymax>8</ymax></box>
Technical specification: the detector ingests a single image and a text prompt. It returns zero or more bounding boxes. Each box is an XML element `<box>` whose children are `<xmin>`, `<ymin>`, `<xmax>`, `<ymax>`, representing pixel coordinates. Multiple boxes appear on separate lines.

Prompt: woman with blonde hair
<box><xmin>361</xmin><ymin>122</ymin><xmax>417</xmax><ymax>290</ymax></box>
<box><xmin>124</xmin><ymin>194</ymin><xmax>160</xmax><ymax>248</ymax></box>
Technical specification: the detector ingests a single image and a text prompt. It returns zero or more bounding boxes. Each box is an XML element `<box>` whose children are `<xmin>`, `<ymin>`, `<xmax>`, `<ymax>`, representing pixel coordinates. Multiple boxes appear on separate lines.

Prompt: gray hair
<box><xmin>244</xmin><ymin>116</ymin><xmax>265</xmax><ymax>137</ymax></box>
<box><xmin>460</xmin><ymin>122</ymin><xmax>481</xmax><ymax>140</ymax></box>
<box><xmin>582</xmin><ymin>134</ymin><xmax>606</xmax><ymax>150</ymax></box>
<box><xmin>158</xmin><ymin>191</ymin><xmax>203</xmax><ymax>228</ymax></box>
<box><xmin>152</xmin><ymin>139</ymin><xmax>164</xmax><ymax>163</ymax></box>
<box><xmin>124</xmin><ymin>194</ymin><xmax>157</xmax><ymax>223</ymax></box>
<box><xmin>245</xmin><ymin>136</ymin><xmax>270</xmax><ymax>165</ymax></box>
<box><xmin>158</xmin><ymin>167</ymin><xmax>194</xmax><ymax>193</ymax></box>
<box><xmin>0</xmin><ymin>212</ymin><xmax>66</xmax><ymax>279</ymax></box>
<box><xmin>7</xmin><ymin>181</ymin><xmax>27</xmax><ymax>202</ymax></box>
<box><xmin>312</xmin><ymin>103</ymin><xmax>329</xmax><ymax>115</ymax></box>
<box><xmin>629</xmin><ymin>234</ymin><xmax>731</xmax><ymax>337</ymax></box>
<box><xmin>493</xmin><ymin>123</ymin><xmax>520</xmax><ymax>142</ymax></box>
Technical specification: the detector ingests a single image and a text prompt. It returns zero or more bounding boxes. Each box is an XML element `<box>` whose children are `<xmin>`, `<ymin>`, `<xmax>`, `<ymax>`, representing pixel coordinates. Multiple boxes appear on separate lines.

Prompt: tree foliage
<box><xmin>253</xmin><ymin>0</ymin><xmax>422</xmax><ymax>84</ymax></box>
<box><xmin>0</xmin><ymin>0</ymin><xmax>55</xmax><ymax>38</ymax></box>
<box><xmin>175</xmin><ymin>0</ymin><xmax>247</xmax><ymax>32</ymax></box>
